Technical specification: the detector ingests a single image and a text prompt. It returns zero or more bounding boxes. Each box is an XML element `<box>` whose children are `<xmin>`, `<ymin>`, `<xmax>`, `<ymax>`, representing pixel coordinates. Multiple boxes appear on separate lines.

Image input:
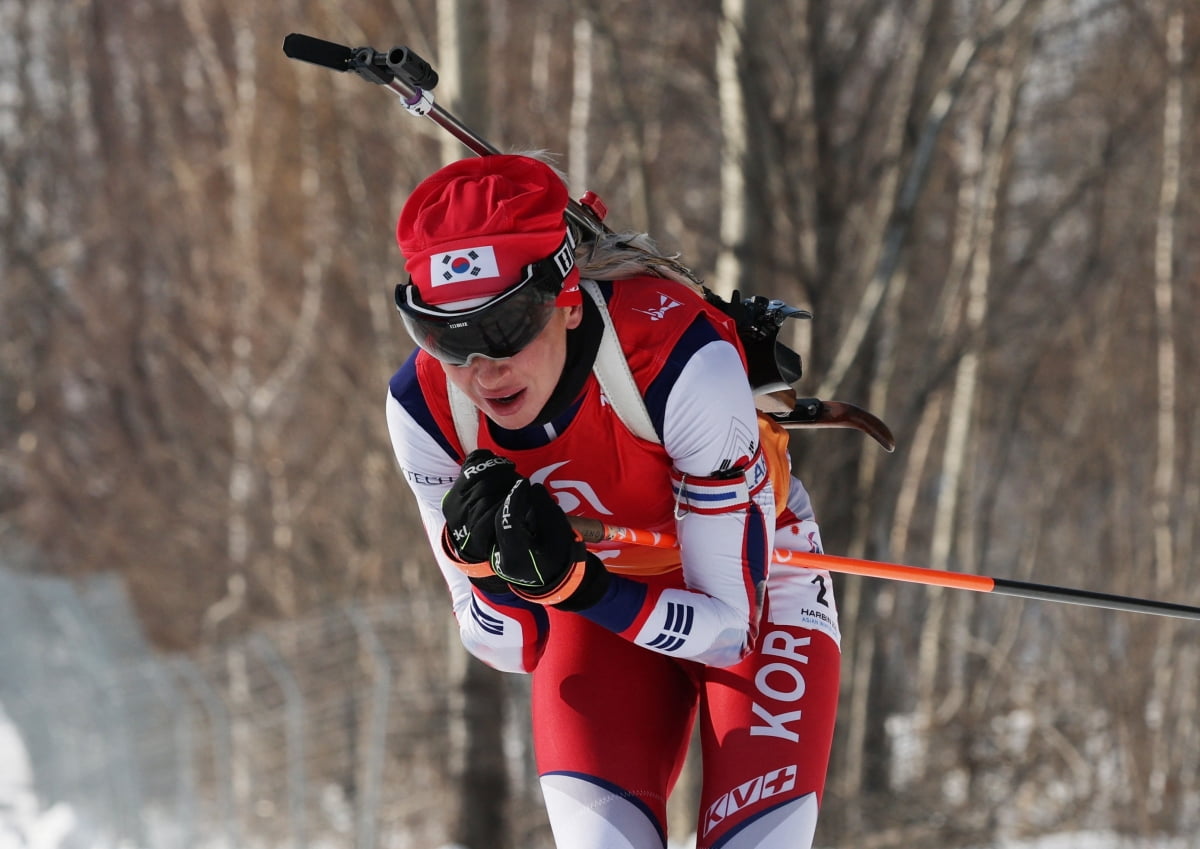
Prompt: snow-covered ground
<box><xmin>1</xmin><ymin>704</ymin><xmax>1191</xmax><ymax>849</ymax></box>
<box><xmin>665</xmin><ymin>834</ymin><xmax>1196</xmax><ymax>849</ymax></box>
<box><xmin>0</xmin><ymin>707</ymin><xmax>75</xmax><ymax>849</ymax></box>
<box><xmin>971</xmin><ymin>836</ymin><xmax>1195</xmax><ymax>849</ymax></box>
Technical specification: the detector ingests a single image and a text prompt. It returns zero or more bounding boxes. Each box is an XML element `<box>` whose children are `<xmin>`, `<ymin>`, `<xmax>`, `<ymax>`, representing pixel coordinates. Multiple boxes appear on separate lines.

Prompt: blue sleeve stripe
<box><xmin>474</xmin><ymin>587</ymin><xmax>552</xmax><ymax>633</ymax></box>
<box><xmin>672</xmin><ymin>486</ymin><xmax>742</xmax><ymax>503</ymax></box>
<box><xmin>645</xmin><ymin>633</ymin><xmax>686</xmax><ymax>652</ymax></box>
<box><xmin>746</xmin><ymin>502</ymin><xmax>769</xmax><ymax>588</ymax></box>
<box><xmin>663</xmin><ymin>600</ymin><xmax>678</xmax><ymax>633</ymax></box>
<box><xmin>470</xmin><ymin>597</ymin><xmax>505</xmax><ymax>635</ymax></box>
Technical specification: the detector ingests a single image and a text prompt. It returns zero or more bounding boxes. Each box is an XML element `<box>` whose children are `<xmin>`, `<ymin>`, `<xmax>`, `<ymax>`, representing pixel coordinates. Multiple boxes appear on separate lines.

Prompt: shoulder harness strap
<box><xmin>444</xmin><ymin>279</ymin><xmax>661</xmax><ymax>456</ymax></box>
<box><xmin>581</xmin><ymin>280</ymin><xmax>660</xmax><ymax>444</ymax></box>
<box><xmin>447</xmin><ymin>378</ymin><xmax>479</xmax><ymax>455</ymax></box>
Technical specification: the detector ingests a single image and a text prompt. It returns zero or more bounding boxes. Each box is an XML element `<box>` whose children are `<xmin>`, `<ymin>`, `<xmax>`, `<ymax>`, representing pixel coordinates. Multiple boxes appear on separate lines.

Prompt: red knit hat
<box><xmin>396</xmin><ymin>155</ymin><xmax>581</xmax><ymax>308</ymax></box>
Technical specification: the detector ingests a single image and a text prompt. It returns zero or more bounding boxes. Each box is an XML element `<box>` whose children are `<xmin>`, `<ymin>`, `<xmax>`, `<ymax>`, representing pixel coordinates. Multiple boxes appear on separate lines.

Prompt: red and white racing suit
<box><xmin>387</xmin><ymin>277</ymin><xmax>841</xmax><ymax>849</ymax></box>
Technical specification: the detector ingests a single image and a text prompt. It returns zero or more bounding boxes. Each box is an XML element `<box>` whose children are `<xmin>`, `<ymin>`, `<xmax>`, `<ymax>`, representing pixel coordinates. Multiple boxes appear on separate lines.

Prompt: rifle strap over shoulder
<box><xmin>581</xmin><ymin>280</ymin><xmax>660</xmax><ymax>445</ymax></box>
<box><xmin>447</xmin><ymin>376</ymin><xmax>480</xmax><ymax>455</ymax></box>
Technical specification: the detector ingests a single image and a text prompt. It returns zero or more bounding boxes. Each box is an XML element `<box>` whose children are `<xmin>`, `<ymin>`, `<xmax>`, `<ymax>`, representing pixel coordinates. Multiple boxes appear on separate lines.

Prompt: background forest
<box><xmin>2</xmin><ymin>0</ymin><xmax>1199</xmax><ymax>847</ymax></box>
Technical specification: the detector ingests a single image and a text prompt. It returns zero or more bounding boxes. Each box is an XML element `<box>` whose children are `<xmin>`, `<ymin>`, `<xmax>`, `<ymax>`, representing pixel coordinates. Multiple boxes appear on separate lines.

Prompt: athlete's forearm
<box><xmin>389</xmin><ymin>392</ymin><xmax>550</xmax><ymax>673</ymax></box>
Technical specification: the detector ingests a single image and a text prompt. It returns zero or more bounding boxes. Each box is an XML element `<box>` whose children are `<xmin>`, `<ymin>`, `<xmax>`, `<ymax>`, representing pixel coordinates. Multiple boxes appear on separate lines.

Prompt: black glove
<box><xmin>491</xmin><ymin>479</ymin><xmax>610</xmax><ymax>610</ymax></box>
<box><xmin>441</xmin><ymin>449</ymin><xmax>522</xmax><ymax>564</ymax></box>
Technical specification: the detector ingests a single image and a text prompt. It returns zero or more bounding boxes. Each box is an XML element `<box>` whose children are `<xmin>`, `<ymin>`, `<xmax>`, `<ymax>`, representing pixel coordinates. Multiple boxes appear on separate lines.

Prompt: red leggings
<box><xmin>532</xmin><ymin>571</ymin><xmax>841</xmax><ymax>849</ymax></box>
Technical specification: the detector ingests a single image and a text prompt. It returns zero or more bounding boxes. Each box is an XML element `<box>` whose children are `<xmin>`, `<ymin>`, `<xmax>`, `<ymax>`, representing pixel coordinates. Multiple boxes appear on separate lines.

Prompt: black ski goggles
<box><xmin>395</xmin><ymin>232</ymin><xmax>576</xmax><ymax>366</ymax></box>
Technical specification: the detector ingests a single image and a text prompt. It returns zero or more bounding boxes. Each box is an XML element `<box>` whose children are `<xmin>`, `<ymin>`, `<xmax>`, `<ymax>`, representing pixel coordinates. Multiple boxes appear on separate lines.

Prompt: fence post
<box><xmin>142</xmin><ymin>661</ymin><xmax>197</xmax><ymax>849</ymax></box>
<box><xmin>252</xmin><ymin>634</ymin><xmax>308</xmax><ymax>849</ymax></box>
<box><xmin>175</xmin><ymin>657</ymin><xmax>240</xmax><ymax>848</ymax></box>
<box><xmin>345</xmin><ymin>605</ymin><xmax>392</xmax><ymax>849</ymax></box>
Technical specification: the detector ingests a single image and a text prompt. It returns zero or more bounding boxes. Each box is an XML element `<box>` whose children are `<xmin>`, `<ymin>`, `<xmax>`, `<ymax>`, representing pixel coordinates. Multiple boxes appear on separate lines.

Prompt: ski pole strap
<box><xmin>567</xmin><ymin>517</ymin><xmax>1200</xmax><ymax>623</ymax></box>
<box><xmin>439</xmin><ymin>525</ymin><xmax>494</xmax><ymax>578</ymax></box>
<box><xmin>501</xmin><ymin>538</ymin><xmax>593</xmax><ymax>607</ymax></box>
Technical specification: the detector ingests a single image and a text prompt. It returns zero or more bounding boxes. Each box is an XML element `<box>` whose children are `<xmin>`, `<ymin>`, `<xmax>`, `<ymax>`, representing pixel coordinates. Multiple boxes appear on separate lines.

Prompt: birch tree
<box><xmin>1146</xmin><ymin>1</ymin><xmax>1185</xmax><ymax>828</ymax></box>
<box><xmin>914</xmin><ymin>22</ymin><xmax>1028</xmax><ymax>782</ymax></box>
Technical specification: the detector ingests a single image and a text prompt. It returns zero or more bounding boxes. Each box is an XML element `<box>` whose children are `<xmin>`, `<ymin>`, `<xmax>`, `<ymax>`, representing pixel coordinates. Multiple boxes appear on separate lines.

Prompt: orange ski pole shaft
<box><xmin>569</xmin><ymin>518</ymin><xmax>1200</xmax><ymax>622</ymax></box>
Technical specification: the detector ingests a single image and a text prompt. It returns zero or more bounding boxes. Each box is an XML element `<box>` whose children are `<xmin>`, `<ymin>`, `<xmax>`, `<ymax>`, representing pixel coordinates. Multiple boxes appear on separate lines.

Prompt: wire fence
<box><xmin>0</xmin><ymin>566</ymin><xmax>549</xmax><ymax>849</ymax></box>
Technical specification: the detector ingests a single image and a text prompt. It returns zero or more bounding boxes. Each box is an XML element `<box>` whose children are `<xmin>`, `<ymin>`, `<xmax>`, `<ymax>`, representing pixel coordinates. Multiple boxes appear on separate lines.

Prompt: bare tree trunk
<box><xmin>568</xmin><ymin>15</ymin><xmax>594</xmax><ymax>196</ymax></box>
<box><xmin>1177</xmin><ymin>445</ymin><xmax>1200</xmax><ymax>824</ymax></box>
<box><xmin>1147</xmin><ymin>3</ymin><xmax>1183</xmax><ymax>823</ymax></box>
<box><xmin>712</xmin><ymin>0</ymin><xmax>748</xmax><ymax>300</ymax></box>
<box><xmin>1150</xmin><ymin>3</ymin><xmax>1182</xmax><ymax>592</ymax></box>
<box><xmin>832</xmin><ymin>8</ymin><xmax>926</xmax><ymax>772</ymax></box>
<box><xmin>168</xmin><ymin>2</ymin><xmax>329</xmax><ymax>629</ymax></box>
<box><xmin>581</xmin><ymin>10</ymin><xmax>654</xmax><ymax>232</ymax></box>
<box><xmin>817</xmin><ymin>0</ymin><xmax>1033</xmax><ymax>398</ymax></box>
<box><xmin>174</xmin><ymin>0</ymin><xmax>260</xmax><ymax>628</ymax></box>
<box><xmin>453</xmin><ymin>652</ymin><xmax>511</xmax><ymax>849</ymax></box>
<box><xmin>834</xmin><ymin>268</ymin><xmax>906</xmax><ymax>805</ymax></box>
<box><xmin>437</xmin><ymin>0</ymin><xmax>489</xmax><ymax>165</ymax></box>
<box><xmin>914</xmin><ymin>27</ymin><xmax>1024</xmax><ymax>776</ymax></box>
<box><xmin>911</xmin><ymin>113</ymin><xmax>982</xmax><ymax>777</ymax></box>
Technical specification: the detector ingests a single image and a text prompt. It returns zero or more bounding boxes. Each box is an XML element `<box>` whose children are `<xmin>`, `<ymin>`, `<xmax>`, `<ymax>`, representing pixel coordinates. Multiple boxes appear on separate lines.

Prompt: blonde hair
<box><xmin>576</xmin><ymin>231</ymin><xmax>705</xmax><ymax>294</ymax></box>
<box><xmin>507</xmin><ymin>149</ymin><xmax>707</xmax><ymax>294</ymax></box>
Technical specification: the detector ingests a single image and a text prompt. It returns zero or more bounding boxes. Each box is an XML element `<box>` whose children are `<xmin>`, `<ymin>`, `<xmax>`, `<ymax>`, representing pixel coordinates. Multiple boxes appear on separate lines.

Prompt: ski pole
<box><xmin>568</xmin><ymin>517</ymin><xmax>1200</xmax><ymax>623</ymax></box>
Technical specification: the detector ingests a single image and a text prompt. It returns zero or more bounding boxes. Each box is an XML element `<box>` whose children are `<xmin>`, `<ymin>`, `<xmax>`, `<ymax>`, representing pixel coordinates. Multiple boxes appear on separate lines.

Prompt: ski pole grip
<box><xmin>283</xmin><ymin>33</ymin><xmax>355</xmax><ymax>71</ymax></box>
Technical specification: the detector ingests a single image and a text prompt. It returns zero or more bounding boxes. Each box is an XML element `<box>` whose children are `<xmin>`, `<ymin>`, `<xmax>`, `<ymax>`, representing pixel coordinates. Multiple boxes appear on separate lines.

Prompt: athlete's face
<box><xmin>443</xmin><ymin>304</ymin><xmax>583</xmax><ymax>430</ymax></box>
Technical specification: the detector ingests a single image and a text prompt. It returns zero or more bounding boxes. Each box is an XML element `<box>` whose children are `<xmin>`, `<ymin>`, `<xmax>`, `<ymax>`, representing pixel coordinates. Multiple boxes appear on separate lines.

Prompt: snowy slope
<box><xmin>0</xmin><ymin>707</ymin><xmax>74</xmax><ymax>849</ymax></box>
<box><xmin>2</xmin><ymin>702</ymin><xmax>1191</xmax><ymax>849</ymax></box>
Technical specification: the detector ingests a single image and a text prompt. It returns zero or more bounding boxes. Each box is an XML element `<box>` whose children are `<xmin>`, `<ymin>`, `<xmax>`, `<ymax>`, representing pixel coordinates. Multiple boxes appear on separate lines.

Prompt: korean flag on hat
<box><xmin>431</xmin><ymin>246</ymin><xmax>501</xmax><ymax>286</ymax></box>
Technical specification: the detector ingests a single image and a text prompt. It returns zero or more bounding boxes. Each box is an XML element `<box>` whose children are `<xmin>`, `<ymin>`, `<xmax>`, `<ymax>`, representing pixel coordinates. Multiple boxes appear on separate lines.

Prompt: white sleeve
<box><xmin>663</xmin><ymin>340</ymin><xmax>764</xmax><ymax>476</ymax></box>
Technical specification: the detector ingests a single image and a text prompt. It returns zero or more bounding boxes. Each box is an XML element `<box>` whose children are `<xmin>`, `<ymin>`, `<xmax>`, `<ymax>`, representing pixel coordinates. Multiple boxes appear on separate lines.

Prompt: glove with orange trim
<box><xmin>491</xmin><ymin>479</ymin><xmax>610</xmax><ymax>610</ymax></box>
